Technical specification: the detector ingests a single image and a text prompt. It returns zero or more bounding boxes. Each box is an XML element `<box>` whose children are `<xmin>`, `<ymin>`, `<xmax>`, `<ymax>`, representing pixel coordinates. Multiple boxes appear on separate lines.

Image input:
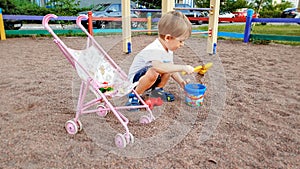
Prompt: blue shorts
<box><xmin>132</xmin><ymin>66</ymin><xmax>161</xmax><ymax>90</ymax></box>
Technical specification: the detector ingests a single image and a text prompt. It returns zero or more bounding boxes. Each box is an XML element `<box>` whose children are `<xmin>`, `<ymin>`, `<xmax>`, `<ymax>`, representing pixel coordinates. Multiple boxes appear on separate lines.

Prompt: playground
<box><xmin>0</xmin><ymin>34</ymin><xmax>299</xmax><ymax>168</ymax></box>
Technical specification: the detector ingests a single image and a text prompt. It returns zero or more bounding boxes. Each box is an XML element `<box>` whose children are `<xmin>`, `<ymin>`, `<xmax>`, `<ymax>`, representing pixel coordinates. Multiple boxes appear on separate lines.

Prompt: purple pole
<box><xmin>243</xmin><ymin>9</ymin><xmax>254</xmax><ymax>43</ymax></box>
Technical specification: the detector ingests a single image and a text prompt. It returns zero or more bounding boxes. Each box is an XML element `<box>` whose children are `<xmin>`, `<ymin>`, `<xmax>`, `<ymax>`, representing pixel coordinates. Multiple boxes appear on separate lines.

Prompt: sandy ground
<box><xmin>0</xmin><ymin>34</ymin><xmax>299</xmax><ymax>168</ymax></box>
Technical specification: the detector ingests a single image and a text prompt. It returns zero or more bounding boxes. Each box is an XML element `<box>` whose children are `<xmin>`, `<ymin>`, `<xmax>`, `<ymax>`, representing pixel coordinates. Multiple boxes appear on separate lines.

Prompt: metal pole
<box><xmin>88</xmin><ymin>11</ymin><xmax>93</xmax><ymax>36</ymax></box>
<box><xmin>206</xmin><ymin>0</ymin><xmax>219</xmax><ymax>55</ymax></box>
<box><xmin>243</xmin><ymin>9</ymin><xmax>254</xmax><ymax>43</ymax></box>
<box><xmin>162</xmin><ymin>0</ymin><xmax>174</xmax><ymax>15</ymax></box>
<box><xmin>147</xmin><ymin>12</ymin><xmax>152</xmax><ymax>35</ymax></box>
<box><xmin>0</xmin><ymin>8</ymin><xmax>6</xmax><ymax>40</ymax></box>
<box><xmin>122</xmin><ymin>0</ymin><xmax>132</xmax><ymax>53</ymax></box>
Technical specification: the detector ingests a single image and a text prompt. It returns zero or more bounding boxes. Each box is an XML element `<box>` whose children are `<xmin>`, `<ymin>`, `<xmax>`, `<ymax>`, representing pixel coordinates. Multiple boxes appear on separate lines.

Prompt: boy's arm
<box><xmin>171</xmin><ymin>72</ymin><xmax>187</xmax><ymax>89</ymax></box>
<box><xmin>151</xmin><ymin>60</ymin><xmax>193</xmax><ymax>74</ymax></box>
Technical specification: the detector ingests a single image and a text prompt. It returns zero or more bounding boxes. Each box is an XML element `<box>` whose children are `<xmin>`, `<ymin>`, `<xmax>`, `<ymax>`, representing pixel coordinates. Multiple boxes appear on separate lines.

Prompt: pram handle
<box><xmin>42</xmin><ymin>14</ymin><xmax>89</xmax><ymax>39</ymax></box>
<box><xmin>76</xmin><ymin>15</ymin><xmax>90</xmax><ymax>36</ymax></box>
<box><xmin>42</xmin><ymin>14</ymin><xmax>60</xmax><ymax>41</ymax></box>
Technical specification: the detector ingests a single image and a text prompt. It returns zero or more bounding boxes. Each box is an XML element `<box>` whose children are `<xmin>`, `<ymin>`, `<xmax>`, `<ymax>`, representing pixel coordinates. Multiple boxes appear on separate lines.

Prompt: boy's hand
<box><xmin>182</xmin><ymin>65</ymin><xmax>194</xmax><ymax>74</ymax></box>
<box><xmin>179</xmin><ymin>79</ymin><xmax>190</xmax><ymax>89</ymax></box>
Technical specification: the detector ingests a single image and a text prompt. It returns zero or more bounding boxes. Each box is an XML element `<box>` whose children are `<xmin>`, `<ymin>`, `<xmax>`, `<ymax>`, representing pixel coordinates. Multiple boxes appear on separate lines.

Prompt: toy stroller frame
<box><xmin>42</xmin><ymin>14</ymin><xmax>155</xmax><ymax>148</ymax></box>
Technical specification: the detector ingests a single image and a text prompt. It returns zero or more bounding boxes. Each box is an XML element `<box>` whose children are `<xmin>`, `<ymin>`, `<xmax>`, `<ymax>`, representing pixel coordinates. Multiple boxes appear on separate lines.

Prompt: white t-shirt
<box><xmin>128</xmin><ymin>38</ymin><xmax>173</xmax><ymax>82</ymax></box>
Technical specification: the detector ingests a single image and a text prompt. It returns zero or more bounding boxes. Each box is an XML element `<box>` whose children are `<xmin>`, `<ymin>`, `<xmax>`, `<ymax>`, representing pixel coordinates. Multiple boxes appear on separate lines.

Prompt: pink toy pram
<box><xmin>42</xmin><ymin>14</ymin><xmax>155</xmax><ymax>148</ymax></box>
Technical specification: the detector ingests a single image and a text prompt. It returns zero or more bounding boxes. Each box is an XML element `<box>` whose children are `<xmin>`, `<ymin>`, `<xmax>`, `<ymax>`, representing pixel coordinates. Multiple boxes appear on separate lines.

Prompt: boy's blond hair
<box><xmin>158</xmin><ymin>11</ymin><xmax>192</xmax><ymax>40</ymax></box>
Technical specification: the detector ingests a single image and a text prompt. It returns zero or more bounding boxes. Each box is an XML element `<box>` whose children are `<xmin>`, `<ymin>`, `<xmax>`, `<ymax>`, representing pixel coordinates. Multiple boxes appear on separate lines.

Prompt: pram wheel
<box><xmin>65</xmin><ymin>119</ymin><xmax>79</xmax><ymax>135</ymax></box>
<box><xmin>140</xmin><ymin>115</ymin><xmax>152</xmax><ymax>124</ymax></box>
<box><xmin>115</xmin><ymin>133</ymin><xmax>127</xmax><ymax>148</ymax></box>
<box><xmin>97</xmin><ymin>105</ymin><xmax>108</xmax><ymax>117</ymax></box>
<box><xmin>124</xmin><ymin>132</ymin><xmax>134</xmax><ymax>144</ymax></box>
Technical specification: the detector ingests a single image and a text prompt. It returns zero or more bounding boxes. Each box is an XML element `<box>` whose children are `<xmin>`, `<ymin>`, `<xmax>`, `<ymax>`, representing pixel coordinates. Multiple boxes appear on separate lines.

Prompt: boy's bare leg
<box><xmin>156</xmin><ymin>73</ymin><xmax>170</xmax><ymax>88</ymax></box>
<box><xmin>135</xmin><ymin>68</ymin><xmax>159</xmax><ymax>95</ymax></box>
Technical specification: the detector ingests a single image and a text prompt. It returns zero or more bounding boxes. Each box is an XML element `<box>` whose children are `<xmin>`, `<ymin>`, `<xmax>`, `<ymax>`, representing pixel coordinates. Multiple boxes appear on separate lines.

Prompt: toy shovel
<box><xmin>182</xmin><ymin>62</ymin><xmax>213</xmax><ymax>75</ymax></box>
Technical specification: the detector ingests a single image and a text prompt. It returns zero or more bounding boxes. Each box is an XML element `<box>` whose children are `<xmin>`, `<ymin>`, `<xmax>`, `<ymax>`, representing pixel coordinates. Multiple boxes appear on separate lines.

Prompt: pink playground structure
<box><xmin>42</xmin><ymin>14</ymin><xmax>155</xmax><ymax>148</ymax></box>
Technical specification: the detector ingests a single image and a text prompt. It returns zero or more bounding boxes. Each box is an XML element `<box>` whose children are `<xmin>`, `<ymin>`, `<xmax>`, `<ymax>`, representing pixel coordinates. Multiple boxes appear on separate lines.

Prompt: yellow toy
<box><xmin>182</xmin><ymin>62</ymin><xmax>213</xmax><ymax>75</ymax></box>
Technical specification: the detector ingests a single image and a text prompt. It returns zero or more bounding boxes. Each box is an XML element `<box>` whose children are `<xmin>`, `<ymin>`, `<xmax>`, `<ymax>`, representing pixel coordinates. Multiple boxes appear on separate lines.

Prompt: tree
<box><xmin>258</xmin><ymin>1</ymin><xmax>293</xmax><ymax>17</ymax></box>
<box><xmin>221</xmin><ymin>0</ymin><xmax>249</xmax><ymax>12</ymax></box>
<box><xmin>0</xmin><ymin>0</ymin><xmax>16</xmax><ymax>13</ymax></box>
<box><xmin>195</xmin><ymin>0</ymin><xmax>250</xmax><ymax>12</ymax></box>
<box><xmin>46</xmin><ymin>0</ymin><xmax>80</xmax><ymax>15</ymax></box>
<box><xmin>46</xmin><ymin>0</ymin><xmax>80</xmax><ymax>9</ymax></box>
<box><xmin>248</xmin><ymin>0</ymin><xmax>272</xmax><ymax>13</ymax></box>
<box><xmin>0</xmin><ymin>0</ymin><xmax>83</xmax><ymax>16</ymax></box>
<box><xmin>0</xmin><ymin>0</ymin><xmax>40</xmax><ymax>14</ymax></box>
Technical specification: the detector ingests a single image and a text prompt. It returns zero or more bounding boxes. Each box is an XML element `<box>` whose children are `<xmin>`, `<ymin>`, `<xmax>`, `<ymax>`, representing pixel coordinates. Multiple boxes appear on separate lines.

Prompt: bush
<box><xmin>257</xmin><ymin>2</ymin><xmax>293</xmax><ymax>18</ymax></box>
<box><xmin>259</xmin><ymin>10</ymin><xmax>282</xmax><ymax>18</ymax></box>
<box><xmin>0</xmin><ymin>0</ymin><xmax>87</xmax><ymax>16</ymax></box>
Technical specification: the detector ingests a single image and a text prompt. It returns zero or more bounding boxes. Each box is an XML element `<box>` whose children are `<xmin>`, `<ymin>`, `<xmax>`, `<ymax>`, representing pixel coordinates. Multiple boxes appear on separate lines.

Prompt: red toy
<box><xmin>145</xmin><ymin>97</ymin><xmax>163</xmax><ymax>110</ymax></box>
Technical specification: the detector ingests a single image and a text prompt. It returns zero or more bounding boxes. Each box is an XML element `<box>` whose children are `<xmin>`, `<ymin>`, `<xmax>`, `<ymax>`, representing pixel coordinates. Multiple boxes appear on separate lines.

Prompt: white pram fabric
<box><xmin>69</xmin><ymin>45</ymin><xmax>135</xmax><ymax>97</ymax></box>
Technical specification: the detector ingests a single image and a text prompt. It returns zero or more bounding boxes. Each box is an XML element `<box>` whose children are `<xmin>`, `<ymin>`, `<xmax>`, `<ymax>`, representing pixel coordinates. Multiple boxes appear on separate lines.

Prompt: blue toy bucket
<box><xmin>184</xmin><ymin>84</ymin><xmax>207</xmax><ymax>107</ymax></box>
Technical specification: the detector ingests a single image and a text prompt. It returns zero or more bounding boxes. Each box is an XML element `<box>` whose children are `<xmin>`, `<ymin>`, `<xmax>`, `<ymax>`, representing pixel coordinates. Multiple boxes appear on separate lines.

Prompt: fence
<box><xmin>1</xmin><ymin>11</ymin><xmax>245</xmax><ymax>37</ymax></box>
<box><xmin>2</xmin><ymin>8</ymin><xmax>269</xmax><ymax>54</ymax></box>
<box><xmin>243</xmin><ymin>9</ymin><xmax>300</xmax><ymax>43</ymax></box>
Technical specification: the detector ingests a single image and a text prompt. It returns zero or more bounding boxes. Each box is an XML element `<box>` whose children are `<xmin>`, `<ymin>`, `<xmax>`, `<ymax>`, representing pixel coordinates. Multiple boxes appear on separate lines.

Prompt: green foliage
<box><xmin>194</xmin><ymin>0</ymin><xmax>294</xmax><ymax>18</ymax></box>
<box><xmin>248</xmin><ymin>0</ymin><xmax>272</xmax><ymax>12</ymax></box>
<box><xmin>46</xmin><ymin>0</ymin><xmax>80</xmax><ymax>15</ymax></box>
<box><xmin>247</xmin><ymin>0</ymin><xmax>293</xmax><ymax>18</ymax></box>
<box><xmin>0</xmin><ymin>0</ymin><xmax>16</xmax><ymax>13</ymax></box>
<box><xmin>259</xmin><ymin>10</ymin><xmax>281</xmax><ymax>18</ymax></box>
<box><xmin>0</xmin><ymin>0</ymin><xmax>86</xmax><ymax>16</ymax></box>
<box><xmin>8</xmin><ymin>0</ymin><xmax>52</xmax><ymax>16</ymax></box>
<box><xmin>0</xmin><ymin>0</ymin><xmax>39</xmax><ymax>14</ymax></box>
<box><xmin>221</xmin><ymin>0</ymin><xmax>250</xmax><ymax>12</ymax></box>
<box><xmin>258</xmin><ymin>2</ymin><xmax>293</xmax><ymax>18</ymax></box>
<box><xmin>195</xmin><ymin>0</ymin><xmax>250</xmax><ymax>12</ymax></box>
